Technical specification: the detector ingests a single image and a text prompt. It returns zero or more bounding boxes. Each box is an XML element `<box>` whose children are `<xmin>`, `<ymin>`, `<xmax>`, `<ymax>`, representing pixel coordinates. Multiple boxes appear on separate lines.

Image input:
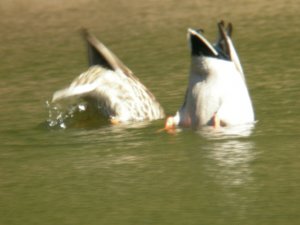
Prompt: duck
<box><xmin>52</xmin><ymin>29</ymin><xmax>165</xmax><ymax>124</ymax></box>
<box><xmin>165</xmin><ymin>21</ymin><xmax>254</xmax><ymax>130</ymax></box>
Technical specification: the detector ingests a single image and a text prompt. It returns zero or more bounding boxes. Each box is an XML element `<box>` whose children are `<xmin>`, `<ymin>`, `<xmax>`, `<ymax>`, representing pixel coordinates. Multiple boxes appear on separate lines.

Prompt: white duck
<box><xmin>52</xmin><ymin>29</ymin><xmax>165</xmax><ymax>124</ymax></box>
<box><xmin>165</xmin><ymin>21</ymin><xmax>254</xmax><ymax>130</ymax></box>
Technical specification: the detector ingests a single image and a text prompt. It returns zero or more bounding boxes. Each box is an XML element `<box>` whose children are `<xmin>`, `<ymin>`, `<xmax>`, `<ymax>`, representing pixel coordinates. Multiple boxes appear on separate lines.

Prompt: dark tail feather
<box><xmin>188</xmin><ymin>28</ymin><xmax>218</xmax><ymax>57</ymax></box>
<box><xmin>81</xmin><ymin>28</ymin><xmax>133</xmax><ymax>77</ymax></box>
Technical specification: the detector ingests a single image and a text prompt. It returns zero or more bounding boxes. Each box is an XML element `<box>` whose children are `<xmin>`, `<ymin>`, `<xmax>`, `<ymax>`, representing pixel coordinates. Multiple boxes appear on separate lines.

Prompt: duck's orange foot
<box><xmin>110</xmin><ymin>117</ymin><xmax>120</xmax><ymax>125</ymax></box>
<box><xmin>212</xmin><ymin>113</ymin><xmax>226</xmax><ymax>128</ymax></box>
<box><xmin>213</xmin><ymin>113</ymin><xmax>220</xmax><ymax>128</ymax></box>
<box><xmin>156</xmin><ymin>116</ymin><xmax>178</xmax><ymax>134</ymax></box>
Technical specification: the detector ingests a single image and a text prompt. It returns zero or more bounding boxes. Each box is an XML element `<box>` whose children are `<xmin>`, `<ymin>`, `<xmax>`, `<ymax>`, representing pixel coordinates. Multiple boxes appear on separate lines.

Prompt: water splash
<box><xmin>45</xmin><ymin>100</ymin><xmax>108</xmax><ymax>129</ymax></box>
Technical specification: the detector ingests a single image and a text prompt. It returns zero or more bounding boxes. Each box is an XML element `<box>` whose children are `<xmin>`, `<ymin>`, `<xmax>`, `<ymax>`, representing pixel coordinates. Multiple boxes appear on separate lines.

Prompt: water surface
<box><xmin>0</xmin><ymin>0</ymin><xmax>299</xmax><ymax>224</ymax></box>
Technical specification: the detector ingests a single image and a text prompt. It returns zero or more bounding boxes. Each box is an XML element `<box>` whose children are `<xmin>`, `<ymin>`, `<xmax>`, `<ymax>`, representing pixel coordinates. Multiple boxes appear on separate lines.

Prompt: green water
<box><xmin>0</xmin><ymin>0</ymin><xmax>299</xmax><ymax>224</ymax></box>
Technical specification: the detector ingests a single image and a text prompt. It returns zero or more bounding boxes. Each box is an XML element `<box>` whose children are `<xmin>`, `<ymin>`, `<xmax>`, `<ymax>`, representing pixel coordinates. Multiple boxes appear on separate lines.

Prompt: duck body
<box><xmin>52</xmin><ymin>30</ymin><xmax>164</xmax><ymax>124</ymax></box>
<box><xmin>53</xmin><ymin>65</ymin><xmax>164</xmax><ymax>122</ymax></box>
<box><xmin>178</xmin><ymin>56</ymin><xmax>254</xmax><ymax>127</ymax></box>
<box><xmin>167</xmin><ymin>22</ymin><xmax>254</xmax><ymax>129</ymax></box>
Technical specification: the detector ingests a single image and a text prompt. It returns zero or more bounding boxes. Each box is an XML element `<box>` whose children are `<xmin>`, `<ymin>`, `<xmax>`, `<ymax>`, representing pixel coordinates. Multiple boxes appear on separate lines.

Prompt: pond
<box><xmin>0</xmin><ymin>0</ymin><xmax>299</xmax><ymax>224</ymax></box>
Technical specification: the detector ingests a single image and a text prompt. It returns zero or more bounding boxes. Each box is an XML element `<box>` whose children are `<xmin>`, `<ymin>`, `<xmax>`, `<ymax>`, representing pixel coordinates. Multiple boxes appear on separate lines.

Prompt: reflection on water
<box><xmin>203</xmin><ymin>139</ymin><xmax>256</xmax><ymax>221</ymax></box>
<box><xmin>198</xmin><ymin>123</ymin><xmax>256</xmax><ymax>139</ymax></box>
<box><xmin>206</xmin><ymin>140</ymin><xmax>255</xmax><ymax>187</ymax></box>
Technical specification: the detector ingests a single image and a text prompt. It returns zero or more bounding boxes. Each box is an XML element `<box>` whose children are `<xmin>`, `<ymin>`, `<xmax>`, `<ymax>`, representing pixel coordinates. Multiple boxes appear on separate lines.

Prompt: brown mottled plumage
<box><xmin>52</xmin><ymin>30</ymin><xmax>164</xmax><ymax>123</ymax></box>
